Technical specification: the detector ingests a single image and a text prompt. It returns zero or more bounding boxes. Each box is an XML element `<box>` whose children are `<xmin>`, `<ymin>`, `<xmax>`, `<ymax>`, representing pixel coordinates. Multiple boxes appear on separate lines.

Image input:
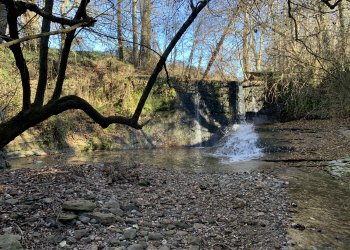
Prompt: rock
<box><xmin>62</xmin><ymin>200</ymin><xmax>96</xmax><ymax>212</ymax></box>
<box><xmin>127</xmin><ymin>244</ymin><xmax>143</xmax><ymax>250</ymax></box>
<box><xmin>193</xmin><ymin>223</ymin><xmax>205</xmax><ymax>230</ymax></box>
<box><xmin>74</xmin><ymin>229</ymin><xmax>89</xmax><ymax>239</ymax></box>
<box><xmin>109</xmin><ymin>208</ymin><xmax>125</xmax><ymax>217</ymax></box>
<box><xmin>0</xmin><ymin>234</ymin><xmax>23</xmax><ymax>250</ymax></box>
<box><xmin>188</xmin><ymin>236</ymin><xmax>202</xmax><ymax>246</ymax></box>
<box><xmin>291</xmin><ymin>223</ymin><xmax>306</xmax><ymax>230</ymax></box>
<box><xmin>232</xmin><ymin>198</ymin><xmax>246</xmax><ymax>209</ymax></box>
<box><xmin>138</xmin><ymin>180</ymin><xmax>151</xmax><ymax>187</ymax></box>
<box><xmin>59</xmin><ymin>241</ymin><xmax>67</xmax><ymax>248</ymax></box>
<box><xmin>0</xmin><ymin>150</ymin><xmax>11</xmax><ymax>169</ymax></box>
<box><xmin>176</xmin><ymin>231</ymin><xmax>188</xmax><ymax>236</ymax></box>
<box><xmin>123</xmin><ymin>228</ymin><xmax>137</xmax><ymax>240</ymax></box>
<box><xmin>158</xmin><ymin>246</ymin><xmax>170</xmax><ymax>250</ymax></box>
<box><xmin>5</xmin><ymin>199</ymin><xmax>19</xmax><ymax>205</ymax></box>
<box><xmin>148</xmin><ymin>232</ymin><xmax>162</xmax><ymax>240</ymax></box>
<box><xmin>42</xmin><ymin>198</ymin><xmax>53</xmax><ymax>204</ymax></box>
<box><xmin>90</xmin><ymin>212</ymin><xmax>116</xmax><ymax>225</ymax></box>
<box><xmin>58</xmin><ymin>213</ymin><xmax>78</xmax><ymax>222</ymax></box>
<box><xmin>106</xmin><ymin>200</ymin><xmax>120</xmax><ymax>209</ymax></box>
<box><xmin>109</xmin><ymin>238</ymin><xmax>121</xmax><ymax>246</ymax></box>
<box><xmin>188</xmin><ymin>246</ymin><xmax>200</xmax><ymax>250</ymax></box>
<box><xmin>78</xmin><ymin>215</ymin><xmax>91</xmax><ymax>223</ymax></box>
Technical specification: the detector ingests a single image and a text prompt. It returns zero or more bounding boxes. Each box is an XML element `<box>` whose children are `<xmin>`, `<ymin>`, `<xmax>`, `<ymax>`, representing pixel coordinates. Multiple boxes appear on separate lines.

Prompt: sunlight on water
<box><xmin>213</xmin><ymin>123</ymin><xmax>263</xmax><ymax>162</ymax></box>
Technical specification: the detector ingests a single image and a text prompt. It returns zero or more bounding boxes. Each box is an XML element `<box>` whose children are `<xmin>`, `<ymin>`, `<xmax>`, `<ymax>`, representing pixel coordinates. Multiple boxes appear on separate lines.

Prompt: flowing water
<box><xmin>212</xmin><ymin>123</ymin><xmax>263</xmax><ymax>162</ymax></box>
<box><xmin>7</xmin><ymin>125</ymin><xmax>350</xmax><ymax>249</ymax></box>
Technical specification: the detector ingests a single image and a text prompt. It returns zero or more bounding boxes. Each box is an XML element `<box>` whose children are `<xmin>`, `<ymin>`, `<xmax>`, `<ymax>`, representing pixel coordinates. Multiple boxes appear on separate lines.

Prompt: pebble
<box><xmin>59</xmin><ymin>241</ymin><xmax>67</xmax><ymax>247</ymax></box>
<box><xmin>0</xmin><ymin>164</ymin><xmax>289</xmax><ymax>249</ymax></box>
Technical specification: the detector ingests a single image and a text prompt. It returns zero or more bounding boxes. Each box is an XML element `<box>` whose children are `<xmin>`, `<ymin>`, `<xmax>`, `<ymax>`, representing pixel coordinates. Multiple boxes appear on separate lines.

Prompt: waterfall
<box><xmin>212</xmin><ymin>83</ymin><xmax>263</xmax><ymax>162</ymax></box>
<box><xmin>193</xmin><ymin>91</ymin><xmax>202</xmax><ymax>146</ymax></box>
<box><xmin>237</xmin><ymin>84</ymin><xmax>246</xmax><ymax>122</ymax></box>
<box><xmin>213</xmin><ymin>123</ymin><xmax>263</xmax><ymax>162</ymax></box>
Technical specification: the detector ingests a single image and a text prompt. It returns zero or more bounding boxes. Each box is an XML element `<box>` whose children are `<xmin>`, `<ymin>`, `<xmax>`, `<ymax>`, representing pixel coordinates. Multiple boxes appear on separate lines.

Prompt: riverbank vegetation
<box><xmin>0</xmin><ymin>0</ymin><xmax>349</xmax><ymax>150</ymax></box>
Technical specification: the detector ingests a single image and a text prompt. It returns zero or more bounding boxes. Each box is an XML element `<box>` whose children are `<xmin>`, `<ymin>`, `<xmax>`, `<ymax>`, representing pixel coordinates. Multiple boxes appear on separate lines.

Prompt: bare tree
<box><xmin>202</xmin><ymin>17</ymin><xmax>234</xmax><ymax>80</ymax></box>
<box><xmin>0</xmin><ymin>0</ymin><xmax>211</xmax><ymax>149</ymax></box>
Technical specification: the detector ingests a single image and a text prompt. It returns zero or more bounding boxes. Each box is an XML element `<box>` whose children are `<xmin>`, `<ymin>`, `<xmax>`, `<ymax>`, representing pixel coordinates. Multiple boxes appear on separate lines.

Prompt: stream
<box><xmin>8</xmin><ymin>124</ymin><xmax>350</xmax><ymax>250</ymax></box>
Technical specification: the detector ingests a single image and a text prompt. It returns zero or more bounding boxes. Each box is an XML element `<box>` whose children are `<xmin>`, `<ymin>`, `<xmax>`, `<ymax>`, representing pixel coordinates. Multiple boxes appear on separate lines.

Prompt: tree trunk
<box><xmin>0</xmin><ymin>3</ymin><xmax>6</xmax><ymax>42</ymax></box>
<box><xmin>117</xmin><ymin>0</ymin><xmax>124</xmax><ymax>61</ymax></box>
<box><xmin>34</xmin><ymin>0</ymin><xmax>54</xmax><ymax>106</ymax></box>
<box><xmin>187</xmin><ymin>20</ymin><xmax>203</xmax><ymax>78</ymax></box>
<box><xmin>22</xmin><ymin>0</ymin><xmax>40</xmax><ymax>51</ymax></box>
<box><xmin>132</xmin><ymin>0</ymin><xmax>138</xmax><ymax>66</ymax></box>
<box><xmin>139</xmin><ymin>0</ymin><xmax>151</xmax><ymax>68</ymax></box>
<box><xmin>202</xmin><ymin>16</ymin><xmax>234</xmax><ymax>80</ymax></box>
<box><xmin>242</xmin><ymin>10</ymin><xmax>251</xmax><ymax>80</ymax></box>
<box><xmin>338</xmin><ymin>2</ymin><xmax>347</xmax><ymax>66</ymax></box>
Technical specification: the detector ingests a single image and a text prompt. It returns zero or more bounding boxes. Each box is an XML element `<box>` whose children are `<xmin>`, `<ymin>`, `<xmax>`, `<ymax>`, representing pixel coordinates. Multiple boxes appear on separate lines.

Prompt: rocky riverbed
<box><xmin>0</xmin><ymin>162</ymin><xmax>290</xmax><ymax>249</ymax></box>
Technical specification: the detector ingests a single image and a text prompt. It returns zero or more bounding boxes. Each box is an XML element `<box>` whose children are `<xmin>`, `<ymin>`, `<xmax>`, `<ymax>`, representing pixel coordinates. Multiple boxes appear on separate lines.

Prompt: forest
<box><xmin>0</xmin><ymin>0</ymin><xmax>349</xmax><ymax>149</ymax></box>
<box><xmin>0</xmin><ymin>1</ymin><xmax>349</xmax><ymax>250</ymax></box>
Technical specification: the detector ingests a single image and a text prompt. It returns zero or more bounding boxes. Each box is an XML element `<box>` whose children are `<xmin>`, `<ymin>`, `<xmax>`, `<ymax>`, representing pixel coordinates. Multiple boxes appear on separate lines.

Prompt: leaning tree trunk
<box><xmin>202</xmin><ymin>16</ymin><xmax>234</xmax><ymax>80</ymax></box>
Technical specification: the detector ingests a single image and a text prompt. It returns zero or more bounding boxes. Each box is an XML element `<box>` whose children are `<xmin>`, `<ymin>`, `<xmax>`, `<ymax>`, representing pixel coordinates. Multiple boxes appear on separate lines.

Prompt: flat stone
<box><xmin>62</xmin><ymin>200</ymin><xmax>96</xmax><ymax>212</ymax></box>
<box><xmin>106</xmin><ymin>201</ymin><xmax>120</xmax><ymax>209</ymax></box>
<box><xmin>5</xmin><ymin>199</ymin><xmax>19</xmax><ymax>205</ymax></box>
<box><xmin>127</xmin><ymin>244</ymin><xmax>143</xmax><ymax>250</ymax></box>
<box><xmin>58</xmin><ymin>213</ymin><xmax>78</xmax><ymax>222</ymax></box>
<box><xmin>42</xmin><ymin>198</ymin><xmax>53</xmax><ymax>204</ymax></box>
<box><xmin>0</xmin><ymin>234</ymin><xmax>23</xmax><ymax>250</ymax></box>
<box><xmin>123</xmin><ymin>228</ymin><xmax>137</xmax><ymax>240</ymax></box>
<box><xmin>90</xmin><ymin>212</ymin><xmax>116</xmax><ymax>225</ymax></box>
<box><xmin>188</xmin><ymin>236</ymin><xmax>202</xmax><ymax>245</ymax></box>
<box><xmin>193</xmin><ymin>223</ymin><xmax>205</xmax><ymax>230</ymax></box>
<box><xmin>74</xmin><ymin>229</ymin><xmax>89</xmax><ymax>239</ymax></box>
<box><xmin>148</xmin><ymin>232</ymin><xmax>162</xmax><ymax>240</ymax></box>
<box><xmin>109</xmin><ymin>208</ymin><xmax>125</xmax><ymax>217</ymax></box>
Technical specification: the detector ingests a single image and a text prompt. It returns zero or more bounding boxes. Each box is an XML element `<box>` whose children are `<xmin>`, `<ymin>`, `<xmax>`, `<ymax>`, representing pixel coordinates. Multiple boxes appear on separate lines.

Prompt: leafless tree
<box><xmin>0</xmin><ymin>0</ymin><xmax>211</xmax><ymax>149</ymax></box>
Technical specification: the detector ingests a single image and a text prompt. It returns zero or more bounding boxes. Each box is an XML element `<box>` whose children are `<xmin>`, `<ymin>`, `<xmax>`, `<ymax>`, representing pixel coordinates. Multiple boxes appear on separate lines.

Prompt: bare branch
<box><xmin>0</xmin><ymin>20</ymin><xmax>93</xmax><ymax>48</ymax></box>
<box><xmin>132</xmin><ymin>0</ymin><xmax>211</xmax><ymax>123</ymax></box>
<box><xmin>5</xmin><ymin>0</ymin><xmax>31</xmax><ymax>110</ymax></box>
<box><xmin>13</xmin><ymin>0</ymin><xmax>91</xmax><ymax>25</ymax></box>
<box><xmin>51</xmin><ymin>0</ymin><xmax>91</xmax><ymax>101</ymax></box>
<box><xmin>320</xmin><ymin>0</ymin><xmax>343</xmax><ymax>9</ymax></box>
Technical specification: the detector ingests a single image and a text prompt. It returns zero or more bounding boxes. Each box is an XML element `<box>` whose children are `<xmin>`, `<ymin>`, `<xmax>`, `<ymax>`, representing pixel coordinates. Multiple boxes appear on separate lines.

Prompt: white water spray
<box><xmin>212</xmin><ymin>83</ymin><xmax>263</xmax><ymax>162</ymax></box>
<box><xmin>214</xmin><ymin>124</ymin><xmax>263</xmax><ymax>162</ymax></box>
<box><xmin>214</xmin><ymin>123</ymin><xmax>263</xmax><ymax>162</ymax></box>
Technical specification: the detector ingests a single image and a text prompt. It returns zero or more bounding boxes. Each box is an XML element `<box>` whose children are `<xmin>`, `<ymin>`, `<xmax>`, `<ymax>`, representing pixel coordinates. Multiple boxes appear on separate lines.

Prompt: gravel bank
<box><xmin>0</xmin><ymin>162</ymin><xmax>290</xmax><ymax>249</ymax></box>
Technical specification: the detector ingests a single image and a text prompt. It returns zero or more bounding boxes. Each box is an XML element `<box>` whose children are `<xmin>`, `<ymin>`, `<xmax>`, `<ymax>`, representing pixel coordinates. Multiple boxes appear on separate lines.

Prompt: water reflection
<box><xmin>9</xmin><ymin>148</ymin><xmax>272</xmax><ymax>173</ymax></box>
